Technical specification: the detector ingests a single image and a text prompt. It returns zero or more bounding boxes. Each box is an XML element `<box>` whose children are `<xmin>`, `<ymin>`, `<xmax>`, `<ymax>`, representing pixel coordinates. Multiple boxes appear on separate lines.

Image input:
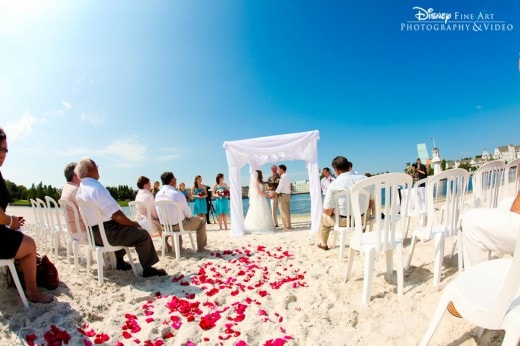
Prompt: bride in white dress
<box><xmin>244</xmin><ymin>170</ymin><xmax>275</xmax><ymax>233</ymax></box>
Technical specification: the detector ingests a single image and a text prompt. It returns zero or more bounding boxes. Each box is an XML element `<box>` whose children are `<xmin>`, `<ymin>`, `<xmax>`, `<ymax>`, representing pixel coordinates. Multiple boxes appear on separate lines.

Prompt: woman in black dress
<box><xmin>0</xmin><ymin>128</ymin><xmax>52</xmax><ymax>304</ymax></box>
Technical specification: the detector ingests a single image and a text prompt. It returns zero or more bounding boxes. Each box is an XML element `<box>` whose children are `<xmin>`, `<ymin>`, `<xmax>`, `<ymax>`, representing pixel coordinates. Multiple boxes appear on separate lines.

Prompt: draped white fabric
<box><xmin>223</xmin><ymin>130</ymin><xmax>321</xmax><ymax>236</ymax></box>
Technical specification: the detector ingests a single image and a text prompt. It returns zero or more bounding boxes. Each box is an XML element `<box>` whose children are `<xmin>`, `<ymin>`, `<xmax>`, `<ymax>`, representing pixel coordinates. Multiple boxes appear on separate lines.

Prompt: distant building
<box><xmin>431</xmin><ymin>146</ymin><xmax>442</xmax><ymax>175</ymax></box>
<box><xmin>292</xmin><ymin>180</ymin><xmax>310</xmax><ymax>194</ymax></box>
<box><xmin>493</xmin><ymin>144</ymin><xmax>520</xmax><ymax>162</ymax></box>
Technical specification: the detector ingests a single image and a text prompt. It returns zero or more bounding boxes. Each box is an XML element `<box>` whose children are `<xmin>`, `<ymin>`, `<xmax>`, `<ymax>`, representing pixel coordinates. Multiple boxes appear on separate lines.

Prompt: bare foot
<box><xmin>27</xmin><ymin>291</ymin><xmax>53</xmax><ymax>304</ymax></box>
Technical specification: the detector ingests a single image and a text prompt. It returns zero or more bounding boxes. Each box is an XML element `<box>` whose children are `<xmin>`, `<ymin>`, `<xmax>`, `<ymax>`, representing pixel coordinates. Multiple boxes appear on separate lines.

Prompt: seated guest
<box><xmin>75</xmin><ymin>158</ymin><xmax>166</xmax><ymax>277</ymax></box>
<box><xmin>461</xmin><ymin>191</ymin><xmax>520</xmax><ymax>268</ymax></box>
<box><xmin>60</xmin><ymin>162</ymin><xmax>86</xmax><ymax>239</ymax></box>
<box><xmin>135</xmin><ymin>176</ymin><xmax>162</xmax><ymax>231</ymax></box>
<box><xmin>135</xmin><ymin>176</ymin><xmax>169</xmax><ymax>251</ymax></box>
<box><xmin>155</xmin><ymin>172</ymin><xmax>207</xmax><ymax>252</ymax></box>
<box><xmin>0</xmin><ymin>127</ymin><xmax>53</xmax><ymax>303</ymax></box>
<box><xmin>316</xmin><ymin>156</ymin><xmax>367</xmax><ymax>250</ymax></box>
<box><xmin>447</xmin><ymin>190</ymin><xmax>520</xmax><ymax>318</ymax></box>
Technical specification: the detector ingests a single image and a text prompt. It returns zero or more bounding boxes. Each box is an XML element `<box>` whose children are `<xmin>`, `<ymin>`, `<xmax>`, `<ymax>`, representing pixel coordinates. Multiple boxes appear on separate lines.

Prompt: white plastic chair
<box><xmin>31</xmin><ymin>198</ymin><xmax>49</xmax><ymax>251</ymax></box>
<box><xmin>472</xmin><ymin>160</ymin><xmax>506</xmax><ymax>209</ymax></box>
<box><xmin>502</xmin><ymin>158</ymin><xmax>520</xmax><ymax>199</ymax></box>
<box><xmin>402</xmin><ymin>177</ymin><xmax>429</xmax><ymax>240</ymax></box>
<box><xmin>421</xmin><ymin>232</ymin><xmax>520</xmax><ymax>346</ymax></box>
<box><xmin>77</xmin><ymin>199</ymin><xmax>138</xmax><ymax>285</ymax></box>
<box><xmin>45</xmin><ymin>196</ymin><xmax>70</xmax><ymax>260</ymax></box>
<box><xmin>155</xmin><ymin>200</ymin><xmax>196</xmax><ymax>259</ymax></box>
<box><xmin>331</xmin><ymin>189</ymin><xmax>370</xmax><ymax>260</ymax></box>
<box><xmin>345</xmin><ymin>173</ymin><xmax>412</xmax><ymax>305</ymax></box>
<box><xmin>128</xmin><ymin>201</ymin><xmax>161</xmax><ymax>238</ymax></box>
<box><xmin>0</xmin><ymin>259</ymin><xmax>30</xmax><ymax>309</ymax></box>
<box><xmin>406</xmin><ymin>168</ymin><xmax>469</xmax><ymax>286</ymax></box>
<box><xmin>58</xmin><ymin>198</ymin><xmax>90</xmax><ymax>273</ymax></box>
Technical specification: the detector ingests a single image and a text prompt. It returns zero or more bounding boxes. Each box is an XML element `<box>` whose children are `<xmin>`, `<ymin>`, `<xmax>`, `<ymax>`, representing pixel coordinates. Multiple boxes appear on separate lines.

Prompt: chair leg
<box><xmin>339</xmin><ymin>230</ymin><xmax>347</xmax><ymax>260</ymax></box>
<box><xmin>96</xmin><ymin>250</ymin><xmax>104</xmax><ymax>286</ymax></box>
<box><xmin>73</xmin><ymin>242</ymin><xmax>79</xmax><ymax>274</ymax></box>
<box><xmin>420</xmin><ymin>291</ymin><xmax>451</xmax><ymax>346</ymax></box>
<box><xmin>433</xmin><ymin>233</ymin><xmax>445</xmax><ymax>287</ymax></box>
<box><xmin>456</xmin><ymin>230</ymin><xmax>464</xmax><ymax>272</ymax></box>
<box><xmin>173</xmin><ymin>234</ymin><xmax>181</xmax><ymax>260</ymax></box>
<box><xmin>124</xmin><ymin>248</ymin><xmax>139</xmax><ymax>277</ymax></box>
<box><xmin>406</xmin><ymin>235</ymin><xmax>417</xmax><ymax>270</ymax></box>
<box><xmin>362</xmin><ymin>248</ymin><xmax>376</xmax><ymax>305</ymax></box>
<box><xmin>161</xmin><ymin>235</ymin><xmax>166</xmax><ymax>257</ymax></box>
<box><xmin>345</xmin><ymin>247</ymin><xmax>356</xmax><ymax>282</ymax></box>
<box><xmin>6</xmin><ymin>262</ymin><xmax>30</xmax><ymax>309</ymax></box>
<box><xmin>188</xmin><ymin>233</ymin><xmax>196</xmax><ymax>251</ymax></box>
<box><xmin>395</xmin><ymin>244</ymin><xmax>404</xmax><ymax>296</ymax></box>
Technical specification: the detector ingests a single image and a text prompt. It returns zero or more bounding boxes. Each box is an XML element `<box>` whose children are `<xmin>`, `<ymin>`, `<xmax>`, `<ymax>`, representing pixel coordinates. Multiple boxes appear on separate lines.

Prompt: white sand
<box><xmin>0</xmin><ymin>206</ymin><xmax>505</xmax><ymax>345</ymax></box>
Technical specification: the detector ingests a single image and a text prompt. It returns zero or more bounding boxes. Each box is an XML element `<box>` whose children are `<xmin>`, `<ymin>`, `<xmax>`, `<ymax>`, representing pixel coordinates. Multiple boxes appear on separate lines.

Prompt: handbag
<box><xmin>7</xmin><ymin>254</ymin><xmax>60</xmax><ymax>290</ymax></box>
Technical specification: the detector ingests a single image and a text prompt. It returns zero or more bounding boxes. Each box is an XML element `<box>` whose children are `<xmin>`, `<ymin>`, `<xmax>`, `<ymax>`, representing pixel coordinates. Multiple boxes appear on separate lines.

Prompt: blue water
<box><xmin>241</xmin><ymin>193</ymin><xmax>311</xmax><ymax>216</ymax></box>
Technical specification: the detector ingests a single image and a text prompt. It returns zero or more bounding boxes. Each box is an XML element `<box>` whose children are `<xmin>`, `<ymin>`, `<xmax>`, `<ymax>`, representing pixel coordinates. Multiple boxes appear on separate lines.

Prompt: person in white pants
<box><xmin>461</xmin><ymin>191</ymin><xmax>520</xmax><ymax>268</ymax></box>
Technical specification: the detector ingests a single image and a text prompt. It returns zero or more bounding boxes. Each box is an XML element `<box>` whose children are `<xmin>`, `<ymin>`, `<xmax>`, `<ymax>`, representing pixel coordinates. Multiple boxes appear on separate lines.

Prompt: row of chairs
<box><xmin>326</xmin><ymin>159</ymin><xmax>520</xmax><ymax>344</ymax></box>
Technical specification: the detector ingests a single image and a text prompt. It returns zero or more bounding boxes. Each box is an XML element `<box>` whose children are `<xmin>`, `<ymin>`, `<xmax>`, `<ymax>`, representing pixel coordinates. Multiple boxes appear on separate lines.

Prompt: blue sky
<box><xmin>1</xmin><ymin>0</ymin><xmax>519</xmax><ymax>189</ymax></box>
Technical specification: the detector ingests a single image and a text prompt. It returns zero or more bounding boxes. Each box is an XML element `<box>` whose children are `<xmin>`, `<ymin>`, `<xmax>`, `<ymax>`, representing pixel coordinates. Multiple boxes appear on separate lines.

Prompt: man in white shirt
<box><xmin>272</xmin><ymin>164</ymin><xmax>292</xmax><ymax>231</ymax></box>
<box><xmin>317</xmin><ymin>156</ymin><xmax>367</xmax><ymax>250</ymax></box>
<box><xmin>155</xmin><ymin>172</ymin><xmax>207</xmax><ymax>252</ymax></box>
<box><xmin>320</xmin><ymin>167</ymin><xmax>335</xmax><ymax>197</ymax></box>
<box><xmin>75</xmin><ymin>158</ymin><xmax>166</xmax><ymax>277</ymax></box>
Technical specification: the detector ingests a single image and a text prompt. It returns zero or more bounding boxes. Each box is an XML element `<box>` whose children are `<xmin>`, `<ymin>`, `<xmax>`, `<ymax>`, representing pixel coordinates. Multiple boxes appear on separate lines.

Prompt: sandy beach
<box><xmin>0</xmin><ymin>205</ymin><xmax>506</xmax><ymax>346</ymax></box>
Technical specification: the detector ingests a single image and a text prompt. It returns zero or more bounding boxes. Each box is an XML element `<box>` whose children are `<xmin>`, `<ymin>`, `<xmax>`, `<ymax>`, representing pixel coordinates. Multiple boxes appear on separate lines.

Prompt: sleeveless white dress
<box><xmin>244</xmin><ymin>172</ymin><xmax>275</xmax><ymax>234</ymax></box>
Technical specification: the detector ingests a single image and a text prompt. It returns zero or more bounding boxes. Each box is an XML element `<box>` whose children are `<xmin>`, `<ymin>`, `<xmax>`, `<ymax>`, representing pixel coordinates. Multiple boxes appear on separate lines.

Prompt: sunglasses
<box><xmin>0</xmin><ymin>146</ymin><xmax>8</xmax><ymax>154</ymax></box>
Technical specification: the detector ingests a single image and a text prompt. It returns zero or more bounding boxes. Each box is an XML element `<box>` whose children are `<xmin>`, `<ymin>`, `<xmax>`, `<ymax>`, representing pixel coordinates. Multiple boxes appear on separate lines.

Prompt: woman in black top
<box><xmin>0</xmin><ymin>128</ymin><xmax>52</xmax><ymax>304</ymax></box>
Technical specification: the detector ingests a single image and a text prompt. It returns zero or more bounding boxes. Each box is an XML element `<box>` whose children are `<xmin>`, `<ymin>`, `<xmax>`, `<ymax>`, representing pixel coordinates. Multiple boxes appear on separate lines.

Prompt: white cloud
<box><xmin>62</xmin><ymin>100</ymin><xmax>71</xmax><ymax>110</ymax></box>
<box><xmin>5</xmin><ymin>110</ymin><xmax>38</xmax><ymax>142</ymax></box>
<box><xmin>80</xmin><ymin>112</ymin><xmax>104</xmax><ymax>125</ymax></box>
<box><xmin>101</xmin><ymin>137</ymin><xmax>147</xmax><ymax>162</ymax></box>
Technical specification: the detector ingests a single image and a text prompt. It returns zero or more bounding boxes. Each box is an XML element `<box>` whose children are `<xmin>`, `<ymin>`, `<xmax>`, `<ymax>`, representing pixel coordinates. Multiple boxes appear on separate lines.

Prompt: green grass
<box><xmin>11</xmin><ymin>200</ymin><xmax>31</xmax><ymax>206</ymax></box>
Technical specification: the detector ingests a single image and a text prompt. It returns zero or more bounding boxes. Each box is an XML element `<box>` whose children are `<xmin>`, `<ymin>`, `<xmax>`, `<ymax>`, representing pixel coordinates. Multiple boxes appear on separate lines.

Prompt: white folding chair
<box><xmin>45</xmin><ymin>196</ymin><xmax>70</xmax><ymax>260</ymax></box>
<box><xmin>0</xmin><ymin>259</ymin><xmax>30</xmax><ymax>309</ymax></box>
<box><xmin>77</xmin><ymin>199</ymin><xmax>138</xmax><ymax>285</ymax></box>
<box><xmin>155</xmin><ymin>200</ymin><xmax>196</xmax><ymax>259</ymax></box>
<box><xmin>58</xmin><ymin>198</ymin><xmax>90</xmax><ymax>273</ymax></box>
<box><xmin>472</xmin><ymin>160</ymin><xmax>506</xmax><ymax>209</ymax></box>
<box><xmin>331</xmin><ymin>189</ymin><xmax>369</xmax><ymax>260</ymax></box>
<box><xmin>406</xmin><ymin>168</ymin><xmax>469</xmax><ymax>285</ymax></box>
<box><xmin>345</xmin><ymin>173</ymin><xmax>412</xmax><ymax>305</ymax></box>
<box><xmin>128</xmin><ymin>200</ymin><xmax>161</xmax><ymax>238</ymax></box>
<box><xmin>421</xmin><ymin>232</ymin><xmax>520</xmax><ymax>346</ymax></box>
<box><xmin>502</xmin><ymin>158</ymin><xmax>520</xmax><ymax>199</ymax></box>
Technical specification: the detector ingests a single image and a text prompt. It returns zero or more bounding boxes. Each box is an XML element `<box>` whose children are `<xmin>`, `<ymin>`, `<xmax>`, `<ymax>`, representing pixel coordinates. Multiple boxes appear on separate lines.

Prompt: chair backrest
<box><xmin>35</xmin><ymin>198</ymin><xmax>50</xmax><ymax>228</ymax></box>
<box><xmin>77</xmin><ymin>199</ymin><xmax>115</xmax><ymax>250</ymax></box>
<box><xmin>473</xmin><ymin>160</ymin><xmax>506</xmax><ymax>208</ymax></box>
<box><xmin>58</xmin><ymin>198</ymin><xmax>87</xmax><ymax>242</ymax></box>
<box><xmin>351</xmin><ymin>173</ymin><xmax>413</xmax><ymax>252</ymax></box>
<box><xmin>45</xmin><ymin>196</ymin><xmax>66</xmax><ymax>234</ymax></box>
<box><xmin>425</xmin><ymin>168</ymin><xmax>469</xmax><ymax>238</ymax></box>
<box><xmin>155</xmin><ymin>200</ymin><xmax>185</xmax><ymax>232</ymax></box>
<box><xmin>29</xmin><ymin>198</ymin><xmax>40</xmax><ymax>226</ymax></box>
<box><xmin>333</xmin><ymin>189</ymin><xmax>370</xmax><ymax>228</ymax></box>
<box><xmin>490</xmin><ymin>230</ymin><xmax>520</xmax><ymax>324</ymax></box>
<box><xmin>503</xmin><ymin>158</ymin><xmax>520</xmax><ymax>198</ymax></box>
<box><xmin>128</xmin><ymin>200</ymin><xmax>150</xmax><ymax>222</ymax></box>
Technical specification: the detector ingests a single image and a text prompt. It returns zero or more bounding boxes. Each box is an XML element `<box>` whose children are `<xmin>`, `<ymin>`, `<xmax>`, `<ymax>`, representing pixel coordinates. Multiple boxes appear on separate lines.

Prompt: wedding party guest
<box><xmin>316</xmin><ymin>156</ymin><xmax>367</xmax><ymax>250</ymax></box>
<box><xmin>272</xmin><ymin>164</ymin><xmax>292</xmax><ymax>231</ymax></box>
<box><xmin>320</xmin><ymin>167</ymin><xmax>335</xmax><ymax>197</ymax></box>
<box><xmin>244</xmin><ymin>170</ymin><xmax>274</xmax><ymax>233</ymax></box>
<box><xmin>0</xmin><ymin>128</ymin><xmax>53</xmax><ymax>303</ymax></box>
<box><xmin>61</xmin><ymin>162</ymin><xmax>86</xmax><ymax>239</ymax></box>
<box><xmin>267</xmin><ymin>165</ymin><xmax>280</xmax><ymax>227</ymax></box>
<box><xmin>205</xmin><ymin>185</ymin><xmax>212</xmax><ymax>224</ymax></box>
<box><xmin>75</xmin><ymin>158</ymin><xmax>166</xmax><ymax>277</ymax></box>
<box><xmin>212</xmin><ymin>173</ymin><xmax>230</xmax><ymax>230</ymax></box>
<box><xmin>135</xmin><ymin>176</ymin><xmax>162</xmax><ymax>234</ymax></box>
<box><xmin>152</xmin><ymin>181</ymin><xmax>160</xmax><ymax>197</ymax></box>
<box><xmin>461</xmin><ymin>191</ymin><xmax>520</xmax><ymax>268</ymax></box>
<box><xmin>191</xmin><ymin>175</ymin><xmax>208</xmax><ymax>218</ymax></box>
<box><xmin>178</xmin><ymin>182</ymin><xmax>190</xmax><ymax>202</ymax></box>
<box><xmin>155</xmin><ymin>172</ymin><xmax>207</xmax><ymax>252</ymax></box>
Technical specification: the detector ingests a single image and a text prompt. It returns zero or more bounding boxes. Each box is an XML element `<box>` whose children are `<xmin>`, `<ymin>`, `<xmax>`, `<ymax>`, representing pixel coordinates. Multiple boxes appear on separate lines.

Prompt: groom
<box><xmin>272</xmin><ymin>164</ymin><xmax>292</xmax><ymax>231</ymax></box>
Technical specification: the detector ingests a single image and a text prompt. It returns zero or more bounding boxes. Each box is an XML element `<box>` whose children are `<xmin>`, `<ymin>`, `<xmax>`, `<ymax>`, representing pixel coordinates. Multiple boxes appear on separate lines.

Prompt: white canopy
<box><xmin>223</xmin><ymin>130</ymin><xmax>322</xmax><ymax>236</ymax></box>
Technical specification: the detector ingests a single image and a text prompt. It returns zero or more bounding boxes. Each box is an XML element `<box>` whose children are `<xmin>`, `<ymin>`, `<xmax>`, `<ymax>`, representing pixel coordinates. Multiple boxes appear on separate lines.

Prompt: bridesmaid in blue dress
<box><xmin>212</xmin><ymin>173</ymin><xmax>230</xmax><ymax>230</ymax></box>
<box><xmin>191</xmin><ymin>175</ymin><xmax>208</xmax><ymax>218</ymax></box>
